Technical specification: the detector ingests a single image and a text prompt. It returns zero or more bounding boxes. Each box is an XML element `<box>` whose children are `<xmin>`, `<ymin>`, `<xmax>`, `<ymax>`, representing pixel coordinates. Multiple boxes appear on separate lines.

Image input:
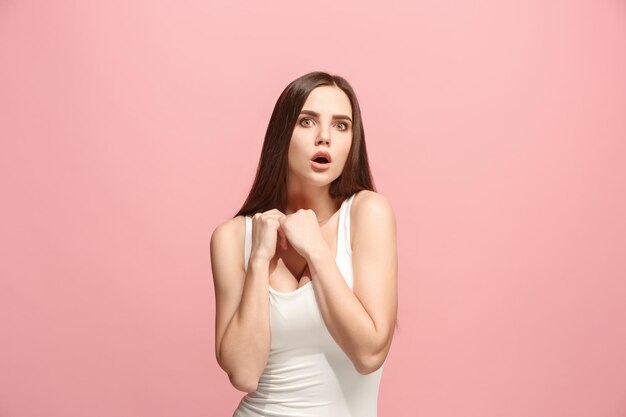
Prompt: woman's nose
<box><xmin>316</xmin><ymin>125</ymin><xmax>331</xmax><ymax>144</ymax></box>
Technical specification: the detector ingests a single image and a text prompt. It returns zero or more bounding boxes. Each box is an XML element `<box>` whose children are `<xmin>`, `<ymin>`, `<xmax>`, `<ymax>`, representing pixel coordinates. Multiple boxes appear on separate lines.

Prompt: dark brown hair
<box><xmin>234</xmin><ymin>71</ymin><xmax>376</xmax><ymax>218</ymax></box>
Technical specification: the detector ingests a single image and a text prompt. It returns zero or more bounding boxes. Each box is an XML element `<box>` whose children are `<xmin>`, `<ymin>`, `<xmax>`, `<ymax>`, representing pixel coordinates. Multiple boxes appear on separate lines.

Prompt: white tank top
<box><xmin>233</xmin><ymin>192</ymin><xmax>385</xmax><ymax>417</ymax></box>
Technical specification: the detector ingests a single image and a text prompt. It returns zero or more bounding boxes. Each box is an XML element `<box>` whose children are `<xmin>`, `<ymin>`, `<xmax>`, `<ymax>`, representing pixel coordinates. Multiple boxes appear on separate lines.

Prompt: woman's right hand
<box><xmin>250</xmin><ymin>209</ymin><xmax>288</xmax><ymax>263</ymax></box>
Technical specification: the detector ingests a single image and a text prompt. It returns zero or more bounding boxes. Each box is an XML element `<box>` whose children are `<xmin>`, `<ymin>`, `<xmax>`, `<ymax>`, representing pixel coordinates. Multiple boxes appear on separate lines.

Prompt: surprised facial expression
<box><xmin>287</xmin><ymin>85</ymin><xmax>353</xmax><ymax>186</ymax></box>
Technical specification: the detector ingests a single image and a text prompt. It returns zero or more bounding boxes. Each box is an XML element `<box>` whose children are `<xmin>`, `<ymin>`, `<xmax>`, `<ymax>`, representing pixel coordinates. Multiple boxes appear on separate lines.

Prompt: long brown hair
<box><xmin>234</xmin><ymin>71</ymin><xmax>376</xmax><ymax>218</ymax></box>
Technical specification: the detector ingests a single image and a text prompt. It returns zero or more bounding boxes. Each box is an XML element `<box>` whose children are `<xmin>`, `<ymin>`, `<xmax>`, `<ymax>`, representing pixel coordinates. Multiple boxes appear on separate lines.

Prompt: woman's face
<box><xmin>287</xmin><ymin>85</ymin><xmax>353</xmax><ymax>187</ymax></box>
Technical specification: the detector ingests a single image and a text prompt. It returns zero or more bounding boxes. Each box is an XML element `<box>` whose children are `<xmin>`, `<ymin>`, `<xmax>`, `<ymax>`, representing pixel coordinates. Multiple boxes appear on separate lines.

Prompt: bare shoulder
<box><xmin>351</xmin><ymin>190</ymin><xmax>394</xmax><ymax>214</ymax></box>
<box><xmin>210</xmin><ymin>215</ymin><xmax>246</xmax><ymax>277</ymax></box>
<box><xmin>350</xmin><ymin>190</ymin><xmax>396</xmax><ymax>245</ymax></box>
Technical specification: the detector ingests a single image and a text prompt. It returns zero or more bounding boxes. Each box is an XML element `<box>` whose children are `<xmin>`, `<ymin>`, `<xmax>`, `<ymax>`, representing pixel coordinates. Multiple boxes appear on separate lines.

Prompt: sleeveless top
<box><xmin>233</xmin><ymin>192</ymin><xmax>385</xmax><ymax>417</ymax></box>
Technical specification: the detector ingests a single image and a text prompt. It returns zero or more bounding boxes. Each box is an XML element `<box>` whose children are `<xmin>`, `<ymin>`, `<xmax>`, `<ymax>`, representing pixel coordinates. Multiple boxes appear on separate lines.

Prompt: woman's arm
<box><xmin>306</xmin><ymin>191</ymin><xmax>398</xmax><ymax>374</ymax></box>
<box><xmin>211</xmin><ymin>218</ymin><xmax>271</xmax><ymax>392</ymax></box>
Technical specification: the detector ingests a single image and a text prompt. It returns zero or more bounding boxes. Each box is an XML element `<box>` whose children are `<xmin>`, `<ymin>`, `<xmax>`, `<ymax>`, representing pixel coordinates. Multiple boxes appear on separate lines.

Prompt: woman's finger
<box><xmin>281</xmin><ymin>232</ymin><xmax>288</xmax><ymax>250</ymax></box>
<box><xmin>257</xmin><ymin>210</ymin><xmax>288</xmax><ymax>250</ymax></box>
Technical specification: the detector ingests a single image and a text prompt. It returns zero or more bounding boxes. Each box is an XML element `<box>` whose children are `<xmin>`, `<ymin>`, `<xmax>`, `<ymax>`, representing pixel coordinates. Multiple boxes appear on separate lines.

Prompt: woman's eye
<box><xmin>299</xmin><ymin>118</ymin><xmax>349</xmax><ymax>130</ymax></box>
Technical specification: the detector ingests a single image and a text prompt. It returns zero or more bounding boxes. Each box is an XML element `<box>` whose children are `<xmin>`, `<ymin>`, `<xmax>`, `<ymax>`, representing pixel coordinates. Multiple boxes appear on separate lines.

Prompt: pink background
<box><xmin>1</xmin><ymin>0</ymin><xmax>625</xmax><ymax>416</ymax></box>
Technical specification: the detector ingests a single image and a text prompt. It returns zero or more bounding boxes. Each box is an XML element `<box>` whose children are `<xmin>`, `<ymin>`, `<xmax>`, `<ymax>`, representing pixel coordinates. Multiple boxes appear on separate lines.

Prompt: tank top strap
<box><xmin>339</xmin><ymin>193</ymin><xmax>357</xmax><ymax>257</ymax></box>
<box><xmin>244</xmin><ymin>216</ymin><xmax>252</xmax><ymax>272</ymax></box>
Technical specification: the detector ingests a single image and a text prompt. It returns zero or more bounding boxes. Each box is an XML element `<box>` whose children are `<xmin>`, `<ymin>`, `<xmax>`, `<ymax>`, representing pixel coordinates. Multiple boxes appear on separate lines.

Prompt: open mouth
<box><xmin>312</xmin><ymin>156</ymin><xmax>330</xmax><ymax>164</ymax></box>
<box><xmin>311</xmin><ymin>158</ymin><xmax>331</xmax><ymax>171</ymax></box>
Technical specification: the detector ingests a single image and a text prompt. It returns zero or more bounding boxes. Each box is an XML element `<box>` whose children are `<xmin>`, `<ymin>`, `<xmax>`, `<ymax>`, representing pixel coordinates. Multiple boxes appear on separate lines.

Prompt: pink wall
<box><xmin>1</xmin><ymin>0</ymin><xmax>625</xmax><ymax>416</ymax></box>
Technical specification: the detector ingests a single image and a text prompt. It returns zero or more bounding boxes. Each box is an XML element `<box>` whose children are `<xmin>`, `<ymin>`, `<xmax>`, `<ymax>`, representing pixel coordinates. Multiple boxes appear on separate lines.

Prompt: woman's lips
<box><xmin>310</xmin><ymin>160</ymin><xmax>331</xmax><ymax>171</ymax></box>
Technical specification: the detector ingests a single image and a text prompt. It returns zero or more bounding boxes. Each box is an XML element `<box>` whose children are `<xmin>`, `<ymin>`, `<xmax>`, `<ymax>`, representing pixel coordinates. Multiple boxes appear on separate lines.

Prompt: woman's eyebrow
<box><xmin>300</xmin><ymin>109</ymin><xmax>352</xmax><ymax>123</ymax></box>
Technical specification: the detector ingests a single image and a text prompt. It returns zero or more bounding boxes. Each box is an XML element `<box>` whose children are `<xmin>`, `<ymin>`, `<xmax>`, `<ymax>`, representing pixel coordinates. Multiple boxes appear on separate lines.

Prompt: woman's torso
<box><xmin>233</xmin><ymin>192</ymin><xmax>385</xmax><ymax>417</ymax></box>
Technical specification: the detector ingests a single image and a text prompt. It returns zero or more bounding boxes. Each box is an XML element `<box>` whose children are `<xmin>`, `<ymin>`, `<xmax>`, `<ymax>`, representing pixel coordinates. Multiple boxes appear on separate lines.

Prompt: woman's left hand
<box><xmin>278</xmin><ymin>209</ymin><xmax>328</xmax><ymax>260</ymax></box>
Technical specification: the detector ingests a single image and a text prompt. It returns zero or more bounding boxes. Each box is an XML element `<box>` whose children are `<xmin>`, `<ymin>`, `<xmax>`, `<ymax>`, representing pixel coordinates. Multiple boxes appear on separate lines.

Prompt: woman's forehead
<box><xmin>302</xmin><ymin>86</ymin><xmax>352</xmax><ymax>117</ymax></box>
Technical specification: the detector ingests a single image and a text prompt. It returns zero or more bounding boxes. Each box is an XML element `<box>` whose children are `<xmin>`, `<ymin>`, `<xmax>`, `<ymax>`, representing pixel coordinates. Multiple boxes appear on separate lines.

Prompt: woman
<box><xmin>210</xmin><ymin>71</ymin><xmax>398</xmax><ymax>417</ymax></box>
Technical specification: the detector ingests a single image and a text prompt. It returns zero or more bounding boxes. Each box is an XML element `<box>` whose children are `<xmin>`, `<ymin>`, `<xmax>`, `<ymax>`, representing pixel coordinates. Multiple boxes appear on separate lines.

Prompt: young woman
<box><xmin>210</xmin><ymin>71</ymin><xmax>398</xmax><ymax>417</ymax></box>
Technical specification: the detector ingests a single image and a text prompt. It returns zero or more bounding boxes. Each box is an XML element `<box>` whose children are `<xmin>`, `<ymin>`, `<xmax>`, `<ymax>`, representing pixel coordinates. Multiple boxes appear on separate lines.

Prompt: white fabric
<box><xmin>234</xmin><ymin>192</ymin><xmax>385</xmax><ymax>417</ymax></box>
